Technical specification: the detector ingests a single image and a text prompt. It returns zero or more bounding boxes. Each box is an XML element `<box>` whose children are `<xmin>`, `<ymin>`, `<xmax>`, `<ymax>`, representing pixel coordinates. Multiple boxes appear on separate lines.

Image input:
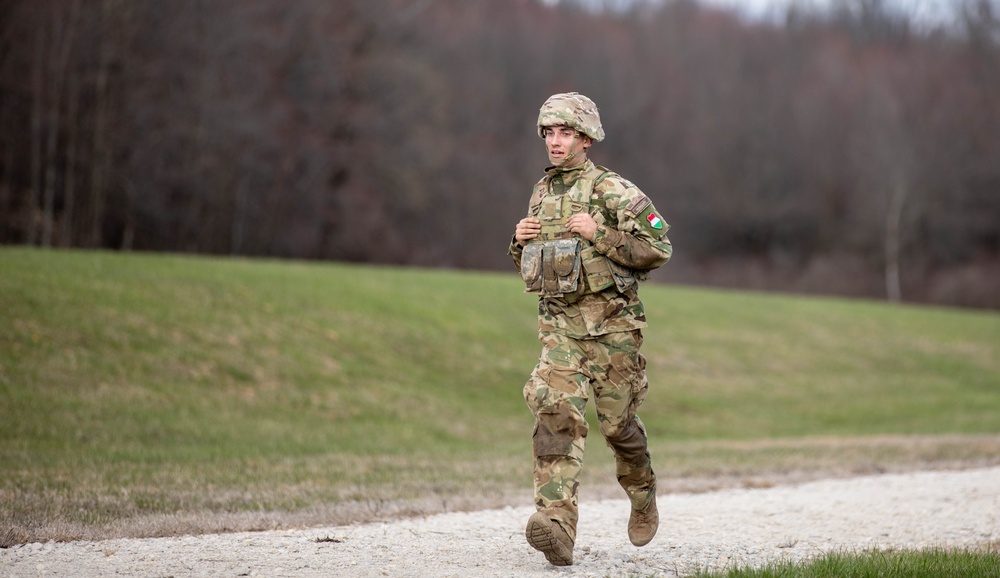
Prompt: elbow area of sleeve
<box><xmin>593</xmin><ymin>226</ymin><xmax>623</xmax><ymax>254</ymax></box>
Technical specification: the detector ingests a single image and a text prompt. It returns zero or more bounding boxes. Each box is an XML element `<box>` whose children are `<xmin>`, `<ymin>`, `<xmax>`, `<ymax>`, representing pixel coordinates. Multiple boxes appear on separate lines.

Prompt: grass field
<box><xmin>694</xmin><ymin>547</ymin><xmax>1000</xmax><ymax>578</ymax></box>
<box><xmin>2</xmin><ymin>247</ymin><xmax>999</xmax><ymax>548</ymax></box>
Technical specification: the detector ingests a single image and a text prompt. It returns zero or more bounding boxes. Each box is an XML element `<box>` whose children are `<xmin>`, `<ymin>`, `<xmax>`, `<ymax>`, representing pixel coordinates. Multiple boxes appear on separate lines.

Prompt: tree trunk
<box><xmin>61</xmin><ymin>48</ymin><xmax>83</xmax><ymax>247</ymax></box>
<box><xmin>884</xmin><ymin>179</ymin><xmax>906</xmax><ymax>303</ymax></box>
<box><xmin>121</xmin><ymin>178</ymin><xmax>135</xmax><ymax>251</ymax></box>
<box><xmin>231</xmin><ymin>172</ymin><xmax>248</xmax><ymax>255</ymax></box>
<box><xmin>88</xmin><ymin>0</ymin><xmax>112</xmax><ymax>248</ymax></box>
<box><xmin>29</xmin><ymin>30</ymin><xmax>45</xmax><ymax>246</ymax></box>
<box><xmin>41</xmin><ymin>0</ymin><xmax>80</xmax><ymax>248</ymax></box>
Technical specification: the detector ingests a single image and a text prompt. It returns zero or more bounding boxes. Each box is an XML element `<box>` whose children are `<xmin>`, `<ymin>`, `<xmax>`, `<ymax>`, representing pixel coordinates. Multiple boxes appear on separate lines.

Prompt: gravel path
<box><xmin>3</xmin><ymin>467</ymin><xmax>998</xmax><ymax>578</ymax></box>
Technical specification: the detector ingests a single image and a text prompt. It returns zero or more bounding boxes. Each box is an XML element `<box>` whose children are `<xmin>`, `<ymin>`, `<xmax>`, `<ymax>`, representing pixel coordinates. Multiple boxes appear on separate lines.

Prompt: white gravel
<box><xmin>3</xmin><ymin>467</ymin><xmax>998</xmax><ymax>578</ymax></box>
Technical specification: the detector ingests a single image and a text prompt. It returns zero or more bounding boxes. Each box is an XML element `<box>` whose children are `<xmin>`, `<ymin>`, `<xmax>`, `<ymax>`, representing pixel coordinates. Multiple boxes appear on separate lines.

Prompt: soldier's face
<box><xmin>543</xmin><ymin>125</ymin><xmax>591</xmax><ymax>167</ymax></box>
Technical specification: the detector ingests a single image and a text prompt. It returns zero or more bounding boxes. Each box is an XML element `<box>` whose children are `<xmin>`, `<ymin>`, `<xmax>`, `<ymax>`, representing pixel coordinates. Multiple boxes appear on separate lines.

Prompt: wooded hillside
<box><xmin>2</xmin><ymin>0</ymin><xmax>998</xmax><ymax>307</ymax></box>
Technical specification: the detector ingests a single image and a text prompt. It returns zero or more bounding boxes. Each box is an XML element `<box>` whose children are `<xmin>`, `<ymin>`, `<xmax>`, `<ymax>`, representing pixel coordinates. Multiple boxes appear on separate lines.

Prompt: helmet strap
<box><xmin>562</xmin><ymin>132</ymin><xmax>585</xmax><ymax>166</ymax></box>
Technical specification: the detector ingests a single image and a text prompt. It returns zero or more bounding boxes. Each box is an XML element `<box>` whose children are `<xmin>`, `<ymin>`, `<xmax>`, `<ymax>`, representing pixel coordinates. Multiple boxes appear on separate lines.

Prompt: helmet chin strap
<box><xmin>560</xmin><ymin>132</ymin><xmax>585</xmax><ymax>166</ymax></box>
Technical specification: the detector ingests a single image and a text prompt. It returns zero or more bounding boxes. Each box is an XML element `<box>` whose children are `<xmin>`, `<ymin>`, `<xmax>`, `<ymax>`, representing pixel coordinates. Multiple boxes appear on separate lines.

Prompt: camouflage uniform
<box><xmin>509</xmin><ymin>93</ymin><xmax>672</xmax><ymax>547</ymax></box>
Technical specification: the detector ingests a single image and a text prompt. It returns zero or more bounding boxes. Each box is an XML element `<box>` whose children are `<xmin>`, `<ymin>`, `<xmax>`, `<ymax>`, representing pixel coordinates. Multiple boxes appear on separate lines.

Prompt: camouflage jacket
<box><xmin>509</xmin><ymin>159</ymin><xmax>672</xmax><ymax>338</ymax></box>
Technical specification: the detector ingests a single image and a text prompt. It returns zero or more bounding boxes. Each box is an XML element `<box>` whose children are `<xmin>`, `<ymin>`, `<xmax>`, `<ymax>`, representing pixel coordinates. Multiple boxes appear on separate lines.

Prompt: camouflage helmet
<box><xmin>537</xmin><ymin>92</ymin><xmax>605</xmax><ymax>142</ymax></box>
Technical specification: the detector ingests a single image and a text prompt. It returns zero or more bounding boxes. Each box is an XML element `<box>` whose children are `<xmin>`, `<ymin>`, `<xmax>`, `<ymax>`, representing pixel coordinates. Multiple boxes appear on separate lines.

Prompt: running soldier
<box><xmin>508</xmin><ymin>92</ymin><xmax>672</xmax><ymax>566</ymax></box>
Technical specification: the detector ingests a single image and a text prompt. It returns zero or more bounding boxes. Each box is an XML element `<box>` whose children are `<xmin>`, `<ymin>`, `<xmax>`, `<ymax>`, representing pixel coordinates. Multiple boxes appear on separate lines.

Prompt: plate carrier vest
<box><xmin>520</xmin><ymin>164</ymin><xmax>643</xmax><ymax>301</ymax></box>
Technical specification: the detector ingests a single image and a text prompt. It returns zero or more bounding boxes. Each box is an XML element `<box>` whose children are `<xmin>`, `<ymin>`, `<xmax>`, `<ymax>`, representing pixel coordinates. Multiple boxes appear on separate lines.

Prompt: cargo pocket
<box><xmin>520</xmin><ymin>243</ymin><xmax>544</xmax><ymax>293</ymax></box>
<box><xmin>608</xmin><ymin>350</ymin><xmax>640</xmax><ymax>393</ymax></box>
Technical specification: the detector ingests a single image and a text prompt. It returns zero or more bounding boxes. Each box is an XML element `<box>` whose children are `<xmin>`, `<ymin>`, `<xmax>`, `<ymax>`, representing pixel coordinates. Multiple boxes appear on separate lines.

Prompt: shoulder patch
<box><xmin>636</xmin><ymin>203</ymin><xmax>668</xmax><ymax>236</ymax></box>
<box><xmin>644</xmin><ymin>210</ymin><xmax>664</xmax><ymax>230</ymax></box>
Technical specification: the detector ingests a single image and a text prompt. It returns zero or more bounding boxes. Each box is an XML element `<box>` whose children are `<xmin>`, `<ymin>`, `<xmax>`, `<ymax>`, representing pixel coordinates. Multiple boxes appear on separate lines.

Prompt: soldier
<box><xmin>508</xmin><ymin>92</ymin><xmax>672</xmax><ymax>566</ymax></box>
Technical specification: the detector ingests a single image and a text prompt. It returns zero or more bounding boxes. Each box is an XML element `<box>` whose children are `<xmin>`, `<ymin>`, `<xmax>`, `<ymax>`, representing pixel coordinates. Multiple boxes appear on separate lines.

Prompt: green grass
<box><xmin>2</xmin><ymin>247</ymin><xmax>999</xmax><ymax>545</ymax></box>
<box><xmin>693</xmin><ymin>547</ymin><xmax>1000</xmax><ymax>578</ymax></box>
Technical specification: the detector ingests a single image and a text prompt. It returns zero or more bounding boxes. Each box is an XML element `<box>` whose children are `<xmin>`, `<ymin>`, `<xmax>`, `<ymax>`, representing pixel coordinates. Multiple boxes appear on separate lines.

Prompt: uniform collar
<box><xmin>544</xmin><ymin>158</ymin><xmax>594</xmax><ymax>179</ymax></box>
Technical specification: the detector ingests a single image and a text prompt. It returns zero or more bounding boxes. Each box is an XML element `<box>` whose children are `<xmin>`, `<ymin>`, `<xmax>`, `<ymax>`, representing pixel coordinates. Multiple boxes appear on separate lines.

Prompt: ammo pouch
<box><xmin>580</xmin><ymin>244</ymin><xmax>640</xmax><ymax>294</ymax></box>
<box><xmin>520</xmin><ymin>238</ymin><xmax>582</xmax><ymax>297</ymax></box>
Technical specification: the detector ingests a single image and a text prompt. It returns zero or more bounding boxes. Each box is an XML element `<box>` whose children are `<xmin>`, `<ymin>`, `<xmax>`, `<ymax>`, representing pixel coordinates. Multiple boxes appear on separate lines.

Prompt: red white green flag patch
<box><xmin>646</xmin><ymin>212</ymin><xmax>663</xmax><ymax>229</ymax></box>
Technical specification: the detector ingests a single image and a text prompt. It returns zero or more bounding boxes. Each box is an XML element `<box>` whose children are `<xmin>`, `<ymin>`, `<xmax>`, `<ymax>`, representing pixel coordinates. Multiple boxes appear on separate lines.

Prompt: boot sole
<box><xmin>525</xmin><ymin>512</ymin><xmax>573</xmax><ymax>566</ymax></box>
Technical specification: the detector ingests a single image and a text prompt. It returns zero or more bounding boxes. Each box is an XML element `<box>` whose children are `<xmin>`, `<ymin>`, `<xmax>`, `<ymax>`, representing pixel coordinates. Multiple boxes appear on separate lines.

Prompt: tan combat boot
<box><xmin>627</xmin><ymin>489</ymin><xmax>658</xmax><ymax>547</ymax></box>
<box><xmin>525</xmin><ymin>512</ymin><xmax>574</xmax><ymax>566</ymax></box>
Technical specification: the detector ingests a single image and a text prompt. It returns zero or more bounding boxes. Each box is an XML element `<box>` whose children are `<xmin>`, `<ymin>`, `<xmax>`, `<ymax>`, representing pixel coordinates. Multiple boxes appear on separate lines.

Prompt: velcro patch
<box><xmin>624</xmin><ymin>194</ymin><xmax>651</xmax><ymax>216</ymax></box>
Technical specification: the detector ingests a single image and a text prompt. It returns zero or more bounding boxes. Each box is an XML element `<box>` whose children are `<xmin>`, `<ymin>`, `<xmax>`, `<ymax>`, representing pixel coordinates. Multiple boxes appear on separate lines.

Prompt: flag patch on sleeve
<box><xmin>646</xmin><ymin>212</ymin><xmax>663</xmax><ymax>229</ymax></box>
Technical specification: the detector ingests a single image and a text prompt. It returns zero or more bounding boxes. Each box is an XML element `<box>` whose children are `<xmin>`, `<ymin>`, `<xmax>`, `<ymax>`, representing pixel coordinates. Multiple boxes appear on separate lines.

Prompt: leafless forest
<box><xmin>2</xmin><ymin>0</ymin><xmax>998</xmax><ymax>307</ymax></box>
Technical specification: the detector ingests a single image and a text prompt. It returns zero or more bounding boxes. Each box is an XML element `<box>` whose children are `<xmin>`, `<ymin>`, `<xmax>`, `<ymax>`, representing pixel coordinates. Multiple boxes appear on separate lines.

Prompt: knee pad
<box><xmin>533</xmin><ymin>404</ymin><xmax>587</xmax><ymax>458</ymax></box>
<box><xmin>600</xmin><ymin>418</ymin><xmax>647</xmax><ymax>463</ymax></box>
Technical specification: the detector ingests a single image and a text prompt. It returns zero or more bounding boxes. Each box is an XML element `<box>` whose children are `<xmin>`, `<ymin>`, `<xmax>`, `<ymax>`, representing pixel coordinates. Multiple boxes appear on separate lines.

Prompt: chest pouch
<box><xmin>520</xmin><ymin>242</ymin><xmax>544</xmax><ymax>293</ymax></box>
<box><xmin>521</xmin><ymin>238</ymin><xmax>583</xmax><ymax>297</ymax></box>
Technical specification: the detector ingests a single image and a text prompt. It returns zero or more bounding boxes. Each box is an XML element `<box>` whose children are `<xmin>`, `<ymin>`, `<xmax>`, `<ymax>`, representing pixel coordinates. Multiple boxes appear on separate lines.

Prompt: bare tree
<box><xmin>2</xmin><ymin>0</ymin><xmax>998</xmax><ymax>307</ymax></box>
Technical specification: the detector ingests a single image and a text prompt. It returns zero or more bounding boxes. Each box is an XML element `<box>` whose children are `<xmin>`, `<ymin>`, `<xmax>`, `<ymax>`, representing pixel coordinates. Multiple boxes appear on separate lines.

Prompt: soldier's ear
<box><xmin>582</xmin><ymin>135</ymin><xmax>593</xmax><ymax>150</ymax></box>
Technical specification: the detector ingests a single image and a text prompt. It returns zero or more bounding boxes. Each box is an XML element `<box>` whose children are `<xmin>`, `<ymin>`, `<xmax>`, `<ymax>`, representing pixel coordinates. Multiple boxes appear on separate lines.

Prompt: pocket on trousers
<box><xmin>608</xmin><ymin>333</ymin><xmax>644</xmax><ymax>394</ymax></box>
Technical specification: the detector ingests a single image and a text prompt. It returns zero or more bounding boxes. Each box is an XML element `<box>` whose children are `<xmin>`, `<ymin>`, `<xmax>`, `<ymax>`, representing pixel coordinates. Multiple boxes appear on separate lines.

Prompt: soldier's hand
<box><xmin>567</xmin><ymin>213</ymin><xmax>598</xmax><ymax>241</ymax></box>
<box><xmin>515</xmin><ymin>217</ymin><xmax>541</xmax><ymax>246</ymax></box>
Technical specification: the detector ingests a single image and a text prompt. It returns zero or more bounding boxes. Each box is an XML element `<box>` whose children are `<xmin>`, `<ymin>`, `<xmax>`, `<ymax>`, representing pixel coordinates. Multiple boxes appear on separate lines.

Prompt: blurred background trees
<box><xmin>2</xmin><ymin>0</ymin><xmax>998</xmax><ymax>307</ymax></box>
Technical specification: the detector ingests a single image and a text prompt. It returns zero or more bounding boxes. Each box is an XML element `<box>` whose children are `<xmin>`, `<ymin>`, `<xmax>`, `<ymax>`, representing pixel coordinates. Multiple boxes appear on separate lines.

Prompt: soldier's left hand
<box><xmin>567</xmin><ymin>213</ymin><xmax>598</xmax><ymax>241</ymax></box>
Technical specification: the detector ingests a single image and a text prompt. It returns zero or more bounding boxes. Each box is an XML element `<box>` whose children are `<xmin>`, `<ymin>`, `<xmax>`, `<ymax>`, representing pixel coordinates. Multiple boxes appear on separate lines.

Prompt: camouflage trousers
<box><xmin>523</xmin><ymin>329</ymin><xmax>655</xmax><ymax>542</ymax></box>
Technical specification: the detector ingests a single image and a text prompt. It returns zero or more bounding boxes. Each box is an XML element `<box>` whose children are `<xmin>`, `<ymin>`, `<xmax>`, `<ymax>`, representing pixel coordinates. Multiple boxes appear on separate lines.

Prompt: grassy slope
<box><xmin>2</xmin><ymin>248</ymin><xmax>999</xmax><ymax>541</ymax></box>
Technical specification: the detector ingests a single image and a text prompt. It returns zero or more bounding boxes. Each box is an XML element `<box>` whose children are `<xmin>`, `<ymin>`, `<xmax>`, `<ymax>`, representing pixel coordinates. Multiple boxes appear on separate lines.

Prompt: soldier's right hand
<box><xmin>515</xmin><ymin>217</ymin><xmax>541</xmax><ymax>246</ymax></box>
